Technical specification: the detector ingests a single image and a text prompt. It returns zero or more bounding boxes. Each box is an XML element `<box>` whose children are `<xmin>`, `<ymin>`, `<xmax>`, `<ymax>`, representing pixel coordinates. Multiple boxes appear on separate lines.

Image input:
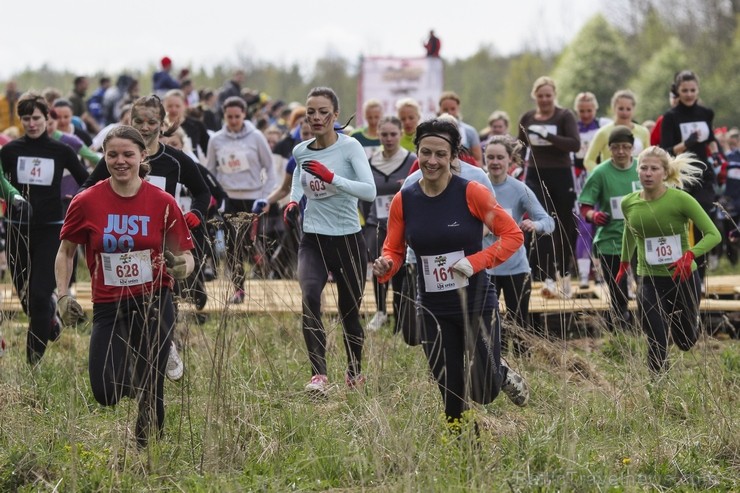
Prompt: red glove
<box><xmin>668</xmin><ymin>251</ymin><xmax>695</xmax><ymax>282</ymax></box>
<box><xmin>579</xmin><ymin>204</ymin><xmax>610</xmax><ymax>226</ymax></box>
<box><xmin>283</xmin><ymin>201</ymin><xmax>300</xmax><ymax>227</ymax></box>
<box><xmin>302</xmin><ymin>160</ymin><xmax>334</xmax><ymax>184</ymax></box>
<box><xmin>184</xmin><ymin>211</ymin><xmax>201</xmax><ymax>229</ymax></box>
<box><xmin>615</xmin><ymin>262</ymin><xmax>630</xmax><ymax>284</ymax></box>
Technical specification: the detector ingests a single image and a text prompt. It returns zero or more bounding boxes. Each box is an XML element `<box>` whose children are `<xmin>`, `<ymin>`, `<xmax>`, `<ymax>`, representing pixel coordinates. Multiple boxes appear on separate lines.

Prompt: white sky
<box><xmin>0</xmin><ymin>0</ymin><xmax>603</xmax><ymax>80</ymax></box>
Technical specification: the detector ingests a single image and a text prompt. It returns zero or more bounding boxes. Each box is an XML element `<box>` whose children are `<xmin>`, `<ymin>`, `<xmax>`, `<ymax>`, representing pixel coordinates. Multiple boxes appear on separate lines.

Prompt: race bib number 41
<box><xmin>17</xmin><ymin>156</ymin><xmax>54</xmax><ymax>186</ymax></box>
<box><xmin>101</xmin><ymin>250</ymin><xmax>153</xmax><ymax>287</ymax></box>
<box><xmin>420</xmin><ymin>250</ymin><xmax>469</xmax><ymax>293</ymax></box>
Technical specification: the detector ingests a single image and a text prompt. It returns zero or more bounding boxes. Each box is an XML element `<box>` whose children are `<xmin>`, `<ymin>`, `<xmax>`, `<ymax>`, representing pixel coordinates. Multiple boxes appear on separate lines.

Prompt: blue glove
<box><xmin>252</xmin><ymin>199</ymin><xmax>268</xmax><ymax>213</ymax></box>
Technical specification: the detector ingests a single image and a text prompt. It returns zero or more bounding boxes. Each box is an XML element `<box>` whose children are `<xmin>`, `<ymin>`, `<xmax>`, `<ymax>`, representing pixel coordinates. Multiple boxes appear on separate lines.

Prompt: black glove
<box><xmin>684</xmin><ymin>132</ymin><xmax>700</xmax><ymax>147</ymax></box>
<box><xmin>10</xmin><ymin>195</ymin><xmax>32</xmax><ymax>222</ymax></box>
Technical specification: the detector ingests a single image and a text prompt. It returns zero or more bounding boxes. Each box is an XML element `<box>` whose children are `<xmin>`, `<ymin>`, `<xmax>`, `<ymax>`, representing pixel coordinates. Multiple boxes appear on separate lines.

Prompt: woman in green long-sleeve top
<box><xmin>617</xmin><ymin>146</ymin><xmax>720</xmax><ymax>374</ymax></box>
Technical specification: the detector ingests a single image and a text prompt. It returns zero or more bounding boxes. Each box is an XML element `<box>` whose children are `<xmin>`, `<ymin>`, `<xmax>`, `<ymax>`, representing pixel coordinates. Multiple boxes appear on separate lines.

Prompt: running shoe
<box><xmin>305</xmin><ymin>374</ymin><xmax>329</xmax><ymax>397</ymax></box>
<box><xmin>231</xmin><ymin>288</ymin><xmax>245</xmax><ymax>304</ymax></box>
<box><xmin>345</xmin><ymin>372</ymin><xmax>366</xmax><ymax>389</ymax></box>
<box><xmin>367</xmin><ymin>311</ymin><xmax>388</xmax><ymax>331</ymax></box>
<box><xmin>166</xmin><ymin>342</ymin><xmax>184</xmax><ymax>381</ymax></box>
<box><xmin>501</xmin><ymin>362</ymin><xmax>529</xmax><ymax>407</ymax></box>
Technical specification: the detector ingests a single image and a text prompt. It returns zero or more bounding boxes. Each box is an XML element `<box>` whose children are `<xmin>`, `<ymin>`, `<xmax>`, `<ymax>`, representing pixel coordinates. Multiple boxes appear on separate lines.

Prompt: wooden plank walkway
<box><xmin>1</xmin><ymin>274</ymin><xmax>739</xmax><ymax>316</ymax></box>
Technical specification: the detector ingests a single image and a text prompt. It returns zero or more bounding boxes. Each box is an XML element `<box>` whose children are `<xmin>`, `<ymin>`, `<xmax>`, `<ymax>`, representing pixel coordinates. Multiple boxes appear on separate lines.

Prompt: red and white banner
<box><xmin>357</xmin><ymin>57</ymin><xmax>444</xmax><ymax>125</ymax></box>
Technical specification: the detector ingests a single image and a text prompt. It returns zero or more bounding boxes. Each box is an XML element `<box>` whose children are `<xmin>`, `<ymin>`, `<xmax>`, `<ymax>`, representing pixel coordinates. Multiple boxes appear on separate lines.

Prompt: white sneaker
<box><xmin>367</xmin><ymin>311</ymin><xmax>388</xmax><ymax>331</ymax></box>
<box><xmin>540</xmin><ymin>278</ymin><xmax>558</xmax><ymax>298</ymax></box>
<box><xmin>501</xmin><ymin>362</ymin><xmax>529</xmax><ymax>407</ymax></box>
<box><xmin>305</xmin><ymin>374</ymin><xmax>329</xmax><ymax>397</ymax></box>
<box><xmin>166</xmin><ymin>342</ymin><xmax>184</xmax><ymax>381</ymax></box>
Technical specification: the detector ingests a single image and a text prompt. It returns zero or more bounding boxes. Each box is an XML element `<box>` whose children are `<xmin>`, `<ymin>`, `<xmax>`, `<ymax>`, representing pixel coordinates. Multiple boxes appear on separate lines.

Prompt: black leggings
<box><xmin>298</xmin><ymin>232</ymin><xmax>367</xmax><ymax>378</ymax></box>
<box><xmin>363</xmin><ymin>223</ymin><xmax>404</xmax><ymax>321</ymax></box>
<box><xmin>491</xmin><ymin>272</ymin><xmax>531</xmax><ymax>349</ymax></box>
<box><xmin>89</xmin><ymin>288</ymin><xmax>175</xmax><ymax>447</ymax></box>
<box><xmin>638</xmin><ymin>272</ymin><xmax>700</xmax><ymax>374</ymax></box>
<box><xmin>7</xmin><ymin>223</ymin><xmax>61</xmax><ymax>364</ymax></box>
<box><xmin>526</xmin><ymin>167</ymin><xmax>576</xmax><ymax>280</ymax></box>
<box><xmin>599</xmin><ymin>254</ymin><xmax>631</xmax><ymax>329</ymax></box>
<box><xmin>419</xmin><ymin>281</ymin><xmax>505</xmax><ymax>423</ymax></box>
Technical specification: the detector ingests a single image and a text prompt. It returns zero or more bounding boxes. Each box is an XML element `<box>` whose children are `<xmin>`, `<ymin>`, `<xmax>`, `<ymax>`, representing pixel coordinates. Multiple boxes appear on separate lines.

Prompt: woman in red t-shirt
<box><xmin>54</xmin><ymin>125</ymin><xmax>194</xmax><ymax>448</ymax></box>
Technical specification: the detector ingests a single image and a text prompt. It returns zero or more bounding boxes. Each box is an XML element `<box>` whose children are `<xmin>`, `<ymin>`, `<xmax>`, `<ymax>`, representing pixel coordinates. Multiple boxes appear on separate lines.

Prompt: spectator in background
<box><xmin>206</xmin><ymin>96</ymin><xmax>277</xmax><ymax>302</ymax></box>
<box><xmin>103</xmin><ymin>75</ymin><xmax>138</xmax><ymax>126</ymax></box>
<box><xmin>350</xmin><ymin>99</ymin><xmax>382</xmax><ymax>159</ymax></box>
<box><xmin>68</xmin><ymin>76</ymin><xmax>89</xmax><ymax>117</ymax></box>
<box><xmin>180</xmin><ymin>79</ymin><xmax>199</xmax><ymax>107</ymax></box>
<box><xmin>396</xmin><ymin>97</ymin><xmax>421</xmax><ymax>152</ymax></box>
<box><xmin>517</xmin><ymin>76</ymin><xmax>581</xmax><ymax>298</ymax></box>
<box><xmin>53</xmin><ymin>99</ymin><xmax>93</xmax><ymax>146</ymax></box>
<box><xmin>424</xmin><ymin>30</ymin><xmax>441</xmax><ymax>57</ymax></box>
<box><xmin>1</xmin><ymin>92</ymin><xmax>89</xmax><ymax>365</ymax></box>
<box><xmin>153</xmin><ymin>56</ymin><xmax>180</xmax><ymax>97</ymax></box>
<box><xmin>273</xmin><ymin>105</ymin><xmax>306</xmax><ymax>159</ymax></box>
<box><xmin>0</xmin><ymin>81</ymin><xmax>22</xmax><ymax>134</ymax></box>
<box><xmin>164</xmin><ymin>89</ymin><xmax>209</xmax><ymax>162</ymax></box>
<box><xmin>660</xmin><ymin>70</ymin><xmax>721</xmax><ymax>285</ymax></box>
<box><xmin>583</xmin><ymin>90</ymin><xmax>649</xmax><ymax>172</ymax></box>
<box><xmin>217</xmin><ymin>70</ymin><xmax>246</xmax><ymax>120</ymax></box>
<box><xmin>199</xmin><ymin>89</ymin><xmax>221</xmax><ymax>132</ymax></box>
<box><xmin>87</xmin><ymin>77</ymin><xmax>111</xmax><ymax>128</ymax></box>
<box><xmin>438</xmin><ymin>91</ymin><xmax>482</xmax><ymax>164</ymax></box>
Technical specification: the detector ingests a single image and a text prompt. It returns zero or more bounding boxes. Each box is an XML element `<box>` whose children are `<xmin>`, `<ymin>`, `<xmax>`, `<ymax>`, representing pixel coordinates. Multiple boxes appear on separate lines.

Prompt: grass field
<box><xmin>0</xmin><ymin>298</ymin><xmax>737</xmax><ymax>492</ymax></box>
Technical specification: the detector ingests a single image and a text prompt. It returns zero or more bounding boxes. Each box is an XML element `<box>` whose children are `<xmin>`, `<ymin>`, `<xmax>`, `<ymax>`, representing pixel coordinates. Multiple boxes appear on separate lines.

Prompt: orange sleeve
<box><xmin>465</xmin><ymin>181</ymin><xmax>524</xmax><ymax>272</ymax></box>
<box><xmin>378</xmin><ymin>192</ymin><xmax>406</xmax><ymax>283</ymax></box>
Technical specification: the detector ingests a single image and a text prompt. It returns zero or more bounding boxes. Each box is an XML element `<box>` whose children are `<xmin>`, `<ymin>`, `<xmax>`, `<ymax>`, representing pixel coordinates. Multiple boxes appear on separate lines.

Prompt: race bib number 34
<box><xmin>101</xmin><ymin>250</ymin><xmax>153</xmax><ymax>287</ymax></box>
<box><xmin>420</xmin><ymin>250</ymin><xmax>469</xmax><ymax>293</ymax></box>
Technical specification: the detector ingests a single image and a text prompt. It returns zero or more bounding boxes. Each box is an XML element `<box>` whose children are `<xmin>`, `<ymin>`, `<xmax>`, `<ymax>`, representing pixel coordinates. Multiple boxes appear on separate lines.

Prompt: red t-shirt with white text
<box><xmin>61</xmin><ymin>179</ymin><xmax>194</xmax><ymax>303</ymax></box>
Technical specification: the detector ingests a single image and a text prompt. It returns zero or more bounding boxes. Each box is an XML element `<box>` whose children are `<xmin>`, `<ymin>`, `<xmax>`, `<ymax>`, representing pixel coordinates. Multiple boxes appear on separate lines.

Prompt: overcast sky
<box><xmin>0</xmin><ymin>0</ymin><xmax>603</xmax><ymax>80</ymax></box>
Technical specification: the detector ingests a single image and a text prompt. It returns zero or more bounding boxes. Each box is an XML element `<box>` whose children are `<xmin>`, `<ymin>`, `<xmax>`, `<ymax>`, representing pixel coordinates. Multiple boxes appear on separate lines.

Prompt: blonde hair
<box><xmin>574</xmin><ymin>92</ymin><xmax>598</xmax><ymax>111</ymax></box>
<box><xmin>530</xmin><ymin>76</ymin><xmax>557</xmax><ymax>99</ymax></box>
<box><xmin>638</xmin><ymin>146</ymin><xmax>702</xmax><ymax>189</ymax></box>
<box><xmin>395</xmin><ymin>97</ymin><xmax>421</xmax><ymax>116</ymax></box>
<box><xmin>611</xmin><ymin>89</ymin><xmax>637</xmax><ymax>109</ymax></box>
<box><xmin>487</xmin><ymin>110</ymin><xmax>510</xmax><ymax>126</ymax></box>
<box><xmin>363</xmin><ymin>99</ymin><xmax>382</xmax><ymax>113</ymax></box>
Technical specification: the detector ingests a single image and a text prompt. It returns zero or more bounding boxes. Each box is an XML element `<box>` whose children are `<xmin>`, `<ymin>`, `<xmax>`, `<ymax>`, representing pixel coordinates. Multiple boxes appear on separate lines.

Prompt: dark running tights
<box><xmin>7</xmin><ymin>223</ymin><xmax>60</xmax><ymax>365</ymax></box>
<box><xmin>298</xmin><ymin>232</ymin><xmax>367</xmax><ymax>378</ymax></box>
<box><xmin>89</xmin><ymin>289</ymin><xmax>175</xmax><ymax>447</ymax></box>
<box><xmin>638</xmin><ymin>272</ymin><xmax>700</xmax><ymax>374</ymax></box>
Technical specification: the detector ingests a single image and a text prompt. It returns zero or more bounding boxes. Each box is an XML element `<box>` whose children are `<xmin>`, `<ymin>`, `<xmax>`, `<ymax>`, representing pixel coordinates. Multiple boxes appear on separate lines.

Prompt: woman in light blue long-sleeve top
<box><xmin>485</xmin><ymin>135</ymin><xmax>554</xmax><ymax>354</ymax></box>
<box><xmin>283</xmin><ymin>87</ymin><xmax>376</xmax><ymax>396</ymax></box>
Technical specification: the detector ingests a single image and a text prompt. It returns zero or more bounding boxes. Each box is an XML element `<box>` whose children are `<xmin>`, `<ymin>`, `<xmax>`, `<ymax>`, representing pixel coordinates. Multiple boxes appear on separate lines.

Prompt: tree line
<box><xmin>8</xmin><ymin>0</ymin><xmax>739</xmax><ymax>132</ymax></box>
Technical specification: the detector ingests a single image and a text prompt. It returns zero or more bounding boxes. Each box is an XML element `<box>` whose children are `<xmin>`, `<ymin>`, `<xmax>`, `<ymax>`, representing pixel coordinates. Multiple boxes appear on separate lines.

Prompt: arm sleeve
<box><xmin>584</xmin><ymin>128</ymin><xmax>607</xmax><ymax>172</ymax></box>
<box><xmin>378</xmin><ymin>192</ymin><xmax>406</xmax><ymax>283</ymax></box>
<box><xmin>660</xmin><ymin>112</ymin><xmax>680</xmax><ymax>154</ymax></box>
<box><xmin>205</xmin><ymin>138</ymin><xmax>217</xmax><ymax>174</ymax></box>
<box><xmin>547</xmin><ymin>110</ymin><xmax>581</xmax><ymax>153</ymax></box>
<box><xmin>620</xmin><ymin>216</ymin><xmax>637</xmax><ymax>262</ymax></box>
<box><xmin>256</xmin><ymin>134</ymin><xmax>278</xmax><ymax>197</ymax></box>
<box><xmin>65</xmin><ymin>147</ymin><xmax>91</xmax><ymax>185</ymax></box>
<box><xmin>523</xmin><ymin>184</ymin><xmax>555</xmax><ymax>234</ymax></box>
<box><xmin>177</xmin><ymin>153</ymin><xmax>211</xmax><ymax>216</ymax></box>
<box><xmin>0</xmin><ymin>171</ymin><xmax>20</xmax><ymax>201</ymax></box>
<box><xmin>78</xmin><ymin>143</ymin><xmax>101</xmax><ymax>166</ymax></box>
<box><xmin>465</xmin><ymin>182</ymin><xmax>524</xmax><ymax>273</ymax></box>
<box><xmin>577</xmin><ymin>170</ymin><xmax>601</xmax><ymax>206</ymax></box>
<box><xmin>79</xmin><ymin>157</ymin><xmax>111</xmax><ymax>191</ymax></box>
<box><xmin>164</xmin><ymin>198</ymin><xmax>195</xmax><ymax>253</ymax></box>
<box><xmin>684</xmin><ymin>193</ymin><xmax>721</xmax><ymax>257</ymax></box>
<box><xmin>289</xmin><ymin>154</ymin><xmax>303</xmax><ymax>203</ymax></box>
<box><xmin>330</xmin><ymin>143</ymin><xmax>377</xmax><ymax>202</ymax></box>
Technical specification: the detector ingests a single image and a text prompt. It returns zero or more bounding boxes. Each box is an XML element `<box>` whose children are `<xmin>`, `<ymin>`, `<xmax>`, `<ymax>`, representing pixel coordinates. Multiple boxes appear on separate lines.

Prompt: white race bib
<box><xmin>147</xmin><ymin>175</ymin><xmax>166</xmax><ymax>191</ymax></box>
<box><xmin>527</xmin><ymin>124</ymin><xmax>557</xmax><ymax>147</ymax></box>
<box><xmin>374</xmin><ymin>194</ymin><xmax>393</xmax><ymax>220</ymax></box>
<box><xmin>609</xmin><ymin>196</ymin><xmax>625</xmax><ymax>220</ymax></box>
<box><xmin>217</xmin><ymin>150</ymin><xmax>250</xmax><ymax>174</ymax></box>
<box><xmin>644</xmin><ymin>234</ymin><xmax>682</xmax><ymax>265</ymax></box>
<box><xmin>17</xmin><ymin>156</ymin><xmax>54</xmax><ymax>186</ymax></box>
<box><xmin>301</xmin><ymin>171</ymin><xmax>337</xmax><ymax>200</ymax></box>
<box><xmin>420</xmin><ymin>250</ymin><xmax>469</xmax><ymax>293</ymax></box>
<box><xmin>679</xmin><ymin>121</ymin><xmax>710</xmax><ymax>143</ymax></box>
<box><xmin>101</xmin><ymin>250</ymin><xmax>153</xmax><ymax>287</ymax></box>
